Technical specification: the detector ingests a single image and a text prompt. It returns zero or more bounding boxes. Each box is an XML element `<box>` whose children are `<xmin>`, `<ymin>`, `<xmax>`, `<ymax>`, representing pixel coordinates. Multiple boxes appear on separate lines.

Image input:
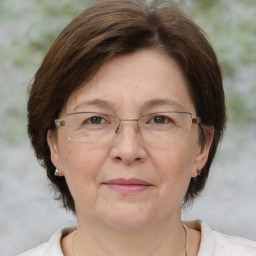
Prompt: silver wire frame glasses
<box><xmin>55</xmin><ymin>111</ymin><xmax>201</xmax><ymax>143</ymax></box>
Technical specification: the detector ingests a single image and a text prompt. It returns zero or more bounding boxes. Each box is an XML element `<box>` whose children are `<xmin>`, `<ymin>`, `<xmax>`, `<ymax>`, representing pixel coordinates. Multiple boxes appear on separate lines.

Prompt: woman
<box><xmin>20</xmin><ymin>0</ymin><xmax>256</xmax><ymax>255</ymax></box>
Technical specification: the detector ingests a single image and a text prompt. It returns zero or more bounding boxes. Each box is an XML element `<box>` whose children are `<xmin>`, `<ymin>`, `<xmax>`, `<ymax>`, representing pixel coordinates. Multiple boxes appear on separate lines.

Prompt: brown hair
<box><xmin>28</xmin><ymin>0</ymin><xmax>226</xmax><ymax>213</ymax></box>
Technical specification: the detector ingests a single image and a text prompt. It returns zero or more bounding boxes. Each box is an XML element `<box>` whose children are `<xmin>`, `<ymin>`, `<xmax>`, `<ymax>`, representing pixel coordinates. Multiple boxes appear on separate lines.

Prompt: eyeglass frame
<box><xmin>54</xmin><ymin>111</ymin><xmax>201</xmax><ymax>143</ymax></box>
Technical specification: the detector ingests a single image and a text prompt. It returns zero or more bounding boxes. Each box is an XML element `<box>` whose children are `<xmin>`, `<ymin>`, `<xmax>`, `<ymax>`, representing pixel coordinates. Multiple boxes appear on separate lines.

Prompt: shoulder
<box><xmin>212</xmin><ymin>229</ymin><xmax>256</xmax><ymax>255</ymax></box>
<box><xmin>17</xmin><ymin>242</ymin><xmax>48</xmax><ymax>256</ymax></box>
<box><xmin>17</xmin><ymin>227</ymin><xmax>76</xmax><ymax>256</ymax></box>
<box><xmin>184</xmin><ymin>220</ymin><xmax>256</xmax><ymax>256</ymax></box>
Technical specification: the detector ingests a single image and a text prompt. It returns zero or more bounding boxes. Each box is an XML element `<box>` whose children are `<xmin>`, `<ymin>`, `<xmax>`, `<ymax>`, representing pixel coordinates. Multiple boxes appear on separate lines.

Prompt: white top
<box><xmin>17</xmin><ymin>220</ymin><xmax>256</xmax><ymax>256</ymax></box>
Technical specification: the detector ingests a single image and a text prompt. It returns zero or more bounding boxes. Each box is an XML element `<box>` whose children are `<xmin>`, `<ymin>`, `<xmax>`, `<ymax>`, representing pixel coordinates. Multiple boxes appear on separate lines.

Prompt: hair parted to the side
<box><xmin>27</xmin><ymin>0</ymin><xmax>226</xmax><ymax>214</ymax></box>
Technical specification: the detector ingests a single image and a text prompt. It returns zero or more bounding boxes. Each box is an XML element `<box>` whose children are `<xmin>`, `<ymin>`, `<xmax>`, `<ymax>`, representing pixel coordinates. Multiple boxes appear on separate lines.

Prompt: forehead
<box><xmin>63</xmin><ymin>49</ymin><xmax>195</xmax><ymax>116</ymax></box>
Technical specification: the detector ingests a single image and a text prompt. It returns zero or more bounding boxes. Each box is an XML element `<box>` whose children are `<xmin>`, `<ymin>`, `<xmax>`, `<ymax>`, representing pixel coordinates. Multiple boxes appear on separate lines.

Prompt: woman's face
<box><xmin>48</xmin><ymin>49</ymin><xmax>212</xmax><ymax>231</ymax></box>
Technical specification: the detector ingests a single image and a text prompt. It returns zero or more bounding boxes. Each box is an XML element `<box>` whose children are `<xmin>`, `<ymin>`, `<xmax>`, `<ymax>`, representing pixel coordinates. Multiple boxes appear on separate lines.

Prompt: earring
<box><xmin>54</xmin><ymin>166</ymin><xmax>59</xmax><ymax>176</ymax></box>
<box><xmin>197</xmin><ymin>169</ymin><xmax>202</xmax><ymax>177</ymax></box>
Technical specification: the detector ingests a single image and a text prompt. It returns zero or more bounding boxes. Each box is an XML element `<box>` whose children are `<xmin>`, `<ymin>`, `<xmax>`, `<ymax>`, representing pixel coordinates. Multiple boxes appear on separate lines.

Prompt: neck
<box><xmin>74</xmin><ymin>212</ymin><xmax>186</xmax><ymax>256</ymax></box>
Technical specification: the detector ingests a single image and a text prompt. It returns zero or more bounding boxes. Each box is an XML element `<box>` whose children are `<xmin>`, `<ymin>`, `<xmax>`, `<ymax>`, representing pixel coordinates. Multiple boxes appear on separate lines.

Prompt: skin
<box><xmin>47</xmin><ymin>48</ymin><xmax>213</xmax><ymax>256</ymax></box>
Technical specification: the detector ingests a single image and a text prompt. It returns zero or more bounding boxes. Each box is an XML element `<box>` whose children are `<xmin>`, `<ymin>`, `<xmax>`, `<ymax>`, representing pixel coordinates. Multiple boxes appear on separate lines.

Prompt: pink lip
<box><xmin>103</xmin><ymin>178</ymin><xmax>153</xmax><ymax>194</ymax></box>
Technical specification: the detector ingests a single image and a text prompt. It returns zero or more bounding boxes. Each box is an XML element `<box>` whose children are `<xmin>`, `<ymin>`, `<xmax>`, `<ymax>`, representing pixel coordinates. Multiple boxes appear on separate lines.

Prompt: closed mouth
<box><xmin>103</xmin><ymin>178</ymin><xmax>153</xmax><ymax>193</ymax></box>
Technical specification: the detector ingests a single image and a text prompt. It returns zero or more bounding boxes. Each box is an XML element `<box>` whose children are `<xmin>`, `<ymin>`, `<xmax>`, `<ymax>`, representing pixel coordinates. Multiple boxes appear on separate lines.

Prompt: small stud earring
<box><xmin>197</xmin><ymin>169</ymin><xmax>202</xmax><ymax>177</ymax></box>
<box><xmin>54</xmin><ymin>166</ymin><xmax>59</xmax><ymax>176</ymax></box>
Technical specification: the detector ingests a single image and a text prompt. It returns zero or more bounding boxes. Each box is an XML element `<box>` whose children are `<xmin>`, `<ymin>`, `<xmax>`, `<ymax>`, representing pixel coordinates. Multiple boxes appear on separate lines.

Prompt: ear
<box><xmin>47</xmin><ymin>130</ymin><xmax>63</xmax><ymax>176</ymax></box>
<box><xmin>191</xmin><ymin>127</ymin><xmax>214</xmax><ymax>177</ymax></box>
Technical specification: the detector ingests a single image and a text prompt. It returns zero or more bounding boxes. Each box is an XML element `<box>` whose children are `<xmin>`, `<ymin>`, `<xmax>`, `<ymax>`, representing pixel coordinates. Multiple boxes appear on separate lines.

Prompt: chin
<box><xmin>98</xmin><ymin>204</ymin><xmax>157</xmax><ymax>232</ymax></box>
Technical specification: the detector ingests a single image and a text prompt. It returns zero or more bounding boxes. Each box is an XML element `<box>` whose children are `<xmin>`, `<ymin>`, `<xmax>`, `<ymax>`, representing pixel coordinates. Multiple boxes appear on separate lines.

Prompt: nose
<box><xmin>109</xmin><ymin>122</ymin><xmax>147</xmax><ymax>165</ymax></box>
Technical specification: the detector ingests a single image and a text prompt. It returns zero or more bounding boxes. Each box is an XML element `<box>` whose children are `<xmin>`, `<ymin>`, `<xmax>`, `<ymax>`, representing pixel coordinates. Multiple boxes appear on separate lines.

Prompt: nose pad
<box><xmin>115</xmin><ymin>126</ymin><xmax>120</xmax><ymax>134</ymax></box>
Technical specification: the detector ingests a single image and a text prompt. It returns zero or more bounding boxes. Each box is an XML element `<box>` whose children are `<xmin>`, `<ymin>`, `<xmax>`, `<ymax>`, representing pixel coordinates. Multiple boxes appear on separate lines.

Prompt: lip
<box><xmin>102</xmin><ymin>178</ymin><xmax>153</xmax><ymax>194</ymax></box>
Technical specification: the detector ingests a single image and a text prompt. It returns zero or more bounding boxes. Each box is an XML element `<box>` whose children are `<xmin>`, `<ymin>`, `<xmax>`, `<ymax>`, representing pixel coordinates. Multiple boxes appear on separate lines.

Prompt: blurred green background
<box><xmin>0</xmin><ymin>0</ymin><xmax>255</xmax><ymax>146</ymax></box>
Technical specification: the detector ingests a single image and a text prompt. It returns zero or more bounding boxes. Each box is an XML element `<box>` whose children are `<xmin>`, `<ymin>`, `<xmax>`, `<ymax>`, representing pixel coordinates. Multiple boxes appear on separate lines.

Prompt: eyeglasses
<box><xmin>55</xmin><ymin>111</ymin><xmax>201</xmax><ymax>143</ymax></box>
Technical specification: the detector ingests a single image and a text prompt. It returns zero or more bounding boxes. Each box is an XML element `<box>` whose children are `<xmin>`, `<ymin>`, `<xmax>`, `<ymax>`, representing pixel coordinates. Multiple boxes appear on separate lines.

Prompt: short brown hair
<box><xmin>28</xmin><ymin>0</ymin><xmax>226</xmax><ymax>213</ymax></box>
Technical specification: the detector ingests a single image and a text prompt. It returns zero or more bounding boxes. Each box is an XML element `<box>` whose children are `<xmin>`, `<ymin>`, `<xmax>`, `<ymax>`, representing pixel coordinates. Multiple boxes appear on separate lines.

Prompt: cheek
<box><xmin>156</xmin><ymin>145</ymin><xmax>192</xmax><ymax>167</ymax></box>
<box><xmin>57</xmin><ymin>143</ymin><xmax>111</xmax><ymax>209</ymax></box>
<box><xmin>150</xmin><ymin>142</ymin><xmax>197</xmax><ymax>186</ymax></box>
<box><xmin>58</xmin><ymin>142</ymin><xmax>109</xmax><ymax>184</ymax></box>
<box><xmin>145</xmin><ymin>145</ymin><xmax>196</xmax><ymax>214</ymax></box>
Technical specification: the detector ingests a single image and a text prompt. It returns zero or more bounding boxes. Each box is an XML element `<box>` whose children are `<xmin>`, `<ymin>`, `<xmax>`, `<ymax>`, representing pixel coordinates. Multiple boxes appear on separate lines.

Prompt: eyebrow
<box><xmin>142</xmin><ymin>99</ymin><xmax>185</xmax><ymax>111</ymax></box>
<box><xmin>73</xmin><ymin>99</ymin><xmax>115</xmax><ymax>112</ymax></box>
<box><xmin>72</xmin><ymin>98</ymin><xmax>185</xmax><ymax>113</ymax></box>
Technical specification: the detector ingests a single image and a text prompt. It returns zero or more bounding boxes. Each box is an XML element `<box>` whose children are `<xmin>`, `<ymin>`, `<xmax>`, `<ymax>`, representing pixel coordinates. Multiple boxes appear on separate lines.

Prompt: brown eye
<box><xmin>82</xmin><ymin>115</ymin><xmax>110</xmax><ymax>126</ymax></box>
<box><xmin>89</xmin><ymin>116</ymin><xmax>104</xmax><ymax>124</ymax></box>
<box><xmin>153</xmin><ymin>116</ymin><xmax>167</xmax><ymax>124</ymax></box>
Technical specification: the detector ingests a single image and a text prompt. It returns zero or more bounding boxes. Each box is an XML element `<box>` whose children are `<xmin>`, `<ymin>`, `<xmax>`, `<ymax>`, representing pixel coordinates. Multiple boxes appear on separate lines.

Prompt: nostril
<box><xmin>115</xmin><ymin>156</ymin><xmax>122</xmax><ymax>161</ymax></box>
